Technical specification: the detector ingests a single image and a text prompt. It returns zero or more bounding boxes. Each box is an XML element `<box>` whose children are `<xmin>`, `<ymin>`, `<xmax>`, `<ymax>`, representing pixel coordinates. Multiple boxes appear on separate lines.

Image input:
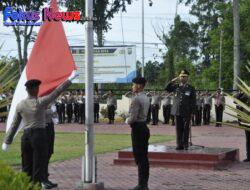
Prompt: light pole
<box><xmin>141</xmin><ymin>0</ymin><xmax>153</xmax><ymax>77</ymax></box>
<box><xmin>218</xmin><ymin>17</ymin><xmax>223</xmax><ymax>89</ymax></box>
<box><xmin>141</xmin><ymin>0</ymin><xmax>145</xmax><ymax>77</ymax></box>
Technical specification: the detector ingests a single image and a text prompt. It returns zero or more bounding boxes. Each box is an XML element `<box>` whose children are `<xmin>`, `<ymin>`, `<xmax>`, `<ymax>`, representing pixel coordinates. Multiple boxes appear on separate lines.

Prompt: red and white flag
<box><xmin>6</xmin><ymin>0</ymin><xmax>76</xmax><ymax>132</ymax></box>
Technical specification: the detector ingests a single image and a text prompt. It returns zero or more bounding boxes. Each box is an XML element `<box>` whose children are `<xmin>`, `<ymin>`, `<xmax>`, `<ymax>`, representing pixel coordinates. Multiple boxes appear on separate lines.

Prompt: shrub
<box><xmin>0</xmin><ymin>161</ymin><xmax>41</xmax><ymax>190</ymax></box>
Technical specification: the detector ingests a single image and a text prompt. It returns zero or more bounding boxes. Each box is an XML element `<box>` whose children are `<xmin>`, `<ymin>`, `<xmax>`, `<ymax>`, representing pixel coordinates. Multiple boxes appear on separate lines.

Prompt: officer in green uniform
<box><xmin>165</xmin><ymin>69</ymin><xmax>196</xmax><ymax>150</ymax></box>
<box><xmin>126</xmin><ymin>77</ymin><xmax>150</xmax><ymax>190</ymax></box>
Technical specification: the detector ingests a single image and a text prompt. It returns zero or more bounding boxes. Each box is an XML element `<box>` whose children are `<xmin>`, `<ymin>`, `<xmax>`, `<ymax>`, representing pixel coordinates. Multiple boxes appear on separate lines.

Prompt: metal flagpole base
<box><xmin>75</xmin><ymin>182</ymin><xmax>104</xmax><ymax>190</ymax></box>
<box><xmin>75</xmin><ymin>156</ymin><xmax>105</xmax><ymax>190</ymax></box>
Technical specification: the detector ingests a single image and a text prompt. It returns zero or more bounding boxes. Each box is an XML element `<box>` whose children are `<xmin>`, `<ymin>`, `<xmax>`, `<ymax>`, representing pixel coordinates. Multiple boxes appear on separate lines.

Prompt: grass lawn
<box><xmin>0</xmin><ymin>132</ymin><xmax>175</xmax><ymax>165</ymax></box>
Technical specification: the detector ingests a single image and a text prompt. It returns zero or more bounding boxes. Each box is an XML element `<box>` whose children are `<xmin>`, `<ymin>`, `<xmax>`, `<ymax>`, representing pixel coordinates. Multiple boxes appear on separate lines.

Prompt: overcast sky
<box><xmin>0</xmin><ymin>0</ymin><xmax>194</xmax><ymax>63</ymax></box>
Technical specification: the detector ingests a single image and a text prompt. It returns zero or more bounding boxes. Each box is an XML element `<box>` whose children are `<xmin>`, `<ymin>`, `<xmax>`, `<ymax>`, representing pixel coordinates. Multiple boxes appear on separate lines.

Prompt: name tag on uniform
<box><xmin>185</xmin><ymin>91</ymin><xmax>191</xmax><ymax>96</ymax></box>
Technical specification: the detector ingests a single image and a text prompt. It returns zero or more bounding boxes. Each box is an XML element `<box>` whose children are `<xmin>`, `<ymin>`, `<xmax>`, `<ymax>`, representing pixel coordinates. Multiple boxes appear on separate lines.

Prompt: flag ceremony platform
<box><xmin>114</xmin><ymin>145</ymin><xmax>240</xmax><ymax>170</ymax></box>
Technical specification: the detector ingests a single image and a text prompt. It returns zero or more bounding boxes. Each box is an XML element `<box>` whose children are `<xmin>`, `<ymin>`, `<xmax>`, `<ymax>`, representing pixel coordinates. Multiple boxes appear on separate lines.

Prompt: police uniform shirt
<box><xmin>151</xmin><ymin>95</ymin><xmax>161</xmax><ymax>106</ymax></box>
<box><xmin>127</xmin><ymin>92</ymin><xmax>150</xmax><ymax>124</ymax></box>
<box><xmin>165</xmin><ymin>82</ymin><xmax>196</xmax><ymax>117</ymax></box>
<box><xmin>5</xmin><ymin>80</ymin><xmax>71</xmax><ymax>144</ymax></box>
<box><xmin>107</xmin><ymin>96</ymin><xmax>117</xmax><ymax>106</ymax></box>
<box><xmin>203</xmin><ymin>95</ymin><xmax>212</xmax><ymax>106</ymax></box>
<box><xmin>94</xmin><ymin>95</ymin><xmax>100</xmax><ymax>103</ymax></box>
<box><xmin>162</xmin><ymin>95</ymin><xmax>171</xmax><ymax>106</ymax></box>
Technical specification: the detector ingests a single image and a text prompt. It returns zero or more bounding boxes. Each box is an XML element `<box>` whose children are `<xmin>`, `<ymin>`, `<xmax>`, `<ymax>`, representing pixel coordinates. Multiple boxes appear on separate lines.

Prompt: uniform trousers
<box><xmin>94</xmin><ymin>103</ymin><xmax>100</xmax><ymax>123</ymax></box>
<box><xmin>73</xmin><ymin>103</ymin><xmax>79</xmax><ymax>122</ymax></box>
<box><xmin>66</xmin><ymin>104</ymin><xmax>73</xmax><ymax>123</ymax></box>
<box><xmin>45</xmin><ymin>122</ymin><xmax>55</xmax><ymax>180</ymax></box>
<box><xmin>78</xmin><ymin>103</ymin><xmax>85</xmax><ymax>124</ymax></box>
<box><xmin>203</xmin><ymin>104</ymin><xmax>211</xmax><ymax>125</ymax></box>
<box><xmin>176</xmin><ymin>116</ymin><xmax>191</xmax><ymax>148</ymax></box>
<box><xmin>21</xmin><ymin>128</ymin><xmax>48</xmax><ymax>183</ymax></box>
<box><xmin>107</xmin><ymin>105</ymin><xmax>115</xmax><ymax>123</ymax></box>
<box><xmin>163</xmin><ymin>105</ymin><xmax>171</xmax><ymax>124</ymax></box>
<box><xmin>131</xmin><ymin>122</ymin><xmax>150</xmax><ymax>188</ymax></box>
<box><xmin>151</xmin><ymin>104</ymin><xmax>159</xmax><ymax>125</ymax></box>
<box><xmin>215</xmin><ymin>105</ymin><xmax>223</xmax><ymax>126</ymax></box>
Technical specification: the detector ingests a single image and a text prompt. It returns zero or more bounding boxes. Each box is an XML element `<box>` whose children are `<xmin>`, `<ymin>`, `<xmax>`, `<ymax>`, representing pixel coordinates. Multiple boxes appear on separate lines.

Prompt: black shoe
<box><xmin>46</xmin><ymin>180</ymin><xmax>58</xmax><ymax>188</ymax></box>
<box><xmin>243</xmin><ymin>158</ymin><xmax>250</xmax><ymax>162</ymax></box>
<box><xmin>175</xmin><ymin>146</ymin><xmax>184</xmax><ymax>150</ymax></box>
<box><xmin>41</xmin><ymin>181</ymin><xmax>54</xmax><ymax>189</ymax></box>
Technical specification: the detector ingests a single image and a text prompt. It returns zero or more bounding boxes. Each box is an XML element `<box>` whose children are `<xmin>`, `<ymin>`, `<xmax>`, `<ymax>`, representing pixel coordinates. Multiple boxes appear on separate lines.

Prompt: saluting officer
<box><xmin>103</xmin><ymin>90</ymin><xmax>117</xmax><ymax>124</ymax></box>
<box><xmin>78</xmin><ymin>90</ymin><xmax>85</xmax><ymax>124</ymax></box>
<box><xmin>94</xmin><ymin>90</ymin><xmax>100</xmax><ymax>123</ymax></box>
<box><xmin>126</xmin><ymin>77</ymin><xmax>150</xmax><ymax>190</ymax></box>
<box><xmin>161</xmin><ymin>92</ymin><xmax>172</xmax><ymax>124</ymax></box>
<box><xmin>66</xmin><ymin>92</ymin><xmax>74</xmax><ymax>123</ymax></box>
<box><xmin>1</xmin><ymin>71</ymin><xmax>78</xmax><ymax>188</ymax></box>
<box><xmin>150</xmin><ymin>91</ymin><xmax>161</xmax><ymax>125</ymax></box>
<box><xmin>202</xmin><ymin>91</ymin><xmax>212</xmax><ymax>125</ymax></box>
<box><xmin>165</xmin><ymin>69</ymin><xmax>196</xmax><ymax>150</ymax></box>
<box><xmin>73</xmin><ymin>90</ymin><xmax>79</xmax><ymax>123</ymax></box>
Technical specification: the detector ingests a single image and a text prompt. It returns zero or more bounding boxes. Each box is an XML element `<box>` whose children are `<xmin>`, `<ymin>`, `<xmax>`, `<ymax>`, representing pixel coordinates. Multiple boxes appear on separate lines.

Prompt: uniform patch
<box><xmin>185</xmin><ymin>91</ymin><xmax>191</xmax><ymax>96</ymax></box>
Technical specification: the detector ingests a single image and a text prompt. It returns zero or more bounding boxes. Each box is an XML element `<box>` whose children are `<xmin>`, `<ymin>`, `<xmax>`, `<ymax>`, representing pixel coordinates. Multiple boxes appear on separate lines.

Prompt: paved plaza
<box><xmin>1</xmin><ymin>123</ymin><xmax>250</xmax><ymax>190</ymax></box>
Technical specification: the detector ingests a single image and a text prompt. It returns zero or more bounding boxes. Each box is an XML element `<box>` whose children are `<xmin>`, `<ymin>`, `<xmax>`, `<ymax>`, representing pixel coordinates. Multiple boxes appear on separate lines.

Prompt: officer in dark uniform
<box><xmin>126</xmin><ymin>77</ymin><xmax>150</xmax><ymax>190</ymax></box>
<box><xmin>165</xmin><ymin>69</ymin><xmax>196</xmax><ymax>150</ymax></box>
<box><xmin>2</xmin><ymin>71</ymin><xmax>77</xmax><ymax>188</ymax></box>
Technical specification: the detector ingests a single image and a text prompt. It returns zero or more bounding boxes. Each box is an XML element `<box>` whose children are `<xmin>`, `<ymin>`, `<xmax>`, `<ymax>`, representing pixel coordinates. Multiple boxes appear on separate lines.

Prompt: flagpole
<box><xmin>76</xmin><ymin>0</ymin><xmax>104</xmax><ymax>189</ymax></box>
<box><xmin>85</xmin><ymin>0</ymin><xmax>94</xmax><ymax>184</ymax></box>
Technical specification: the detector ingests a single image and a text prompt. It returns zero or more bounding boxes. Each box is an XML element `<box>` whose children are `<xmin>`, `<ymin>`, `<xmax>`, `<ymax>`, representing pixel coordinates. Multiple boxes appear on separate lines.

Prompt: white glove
<box><xmin>2</xmin><ymin>143</ymin><xmax>9</xmax><ymax>151</ymax></box>
<box><xmin>68</xmin><ymin>70</ymin><xmax>79</xmax><ymax>81</ymax></box>
<box><xmin>125</xmin><ymin>118</ymin><xmax>129</xmax><ymax>124</ymax></box>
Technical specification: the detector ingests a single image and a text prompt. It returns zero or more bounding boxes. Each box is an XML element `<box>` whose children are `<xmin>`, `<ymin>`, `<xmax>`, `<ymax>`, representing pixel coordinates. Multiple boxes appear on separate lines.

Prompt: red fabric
<box><xmin>26</xmin><ymin>0</ymin><xmax>76</xmax><ymax>97</ymax></box>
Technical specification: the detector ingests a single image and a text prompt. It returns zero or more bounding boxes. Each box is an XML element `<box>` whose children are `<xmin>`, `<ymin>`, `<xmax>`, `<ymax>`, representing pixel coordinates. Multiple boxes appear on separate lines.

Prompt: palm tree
<box><xmin>224</xmin><ymin>62</ymin><xmax>250</xmax><ymax>131</ymax></box>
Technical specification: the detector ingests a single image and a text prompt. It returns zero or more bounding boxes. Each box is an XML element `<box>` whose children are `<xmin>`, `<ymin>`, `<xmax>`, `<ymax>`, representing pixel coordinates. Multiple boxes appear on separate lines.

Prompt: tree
<box><xmin>155</xmin><ymin>15</ymin><xmax>198</xmax><ymax>84</ymax></box>
<box><xmin>64</xmin><ymin>0</ymin><xmax>134</xmax><ymax>46</ymax></box>
<box><xmin>0</xmin><ymin>0</ymin><xmax>49</xmax><ymax>73</ymax></box>
<box><xmin>180</xmin><ymin>0</ymin><xmax>228</xmax><ymax>68</ymax></box>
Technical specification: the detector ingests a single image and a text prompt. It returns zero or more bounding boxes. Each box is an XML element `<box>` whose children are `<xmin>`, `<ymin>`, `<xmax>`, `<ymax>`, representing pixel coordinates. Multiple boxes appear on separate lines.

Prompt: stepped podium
<box><xmin>114</xmin><ymin>145</ymin><xmax>239</xmax><ymax>170</ymax></box>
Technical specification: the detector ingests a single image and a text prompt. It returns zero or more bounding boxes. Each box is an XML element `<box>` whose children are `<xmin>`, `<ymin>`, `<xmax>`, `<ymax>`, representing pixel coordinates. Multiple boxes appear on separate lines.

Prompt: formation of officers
<box><xmin>54</xmin><ymin>89</ymin><xmax>117</xmax><ymax>125</ymax></box>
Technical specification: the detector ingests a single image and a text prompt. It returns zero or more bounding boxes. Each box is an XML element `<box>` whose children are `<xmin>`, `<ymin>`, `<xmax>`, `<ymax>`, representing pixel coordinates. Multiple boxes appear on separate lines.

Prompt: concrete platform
<box><xmin>114</xmin><ymin>145</ymin><xmax>240</xmax><ymax>170</ymax></box>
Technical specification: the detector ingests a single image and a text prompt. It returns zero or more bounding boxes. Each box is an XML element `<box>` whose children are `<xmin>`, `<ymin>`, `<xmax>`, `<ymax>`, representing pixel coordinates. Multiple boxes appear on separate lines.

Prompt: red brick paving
<box><xmin>1</xmin><ymin>122</ymin><xmax>250</xmax><ymax>190</ymax></box>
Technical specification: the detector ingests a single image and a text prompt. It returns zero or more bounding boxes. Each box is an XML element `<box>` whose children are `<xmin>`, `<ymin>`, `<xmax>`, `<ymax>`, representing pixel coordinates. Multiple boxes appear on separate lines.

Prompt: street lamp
<box><xmin>218</xmin><ymin>17</ymin><xmax>223</xmax><ymax>89</ymax></box>
<box><xmin>141</xmin><ymin>0</ymin><xmax>153</xmax><ymax>77</ymax></box>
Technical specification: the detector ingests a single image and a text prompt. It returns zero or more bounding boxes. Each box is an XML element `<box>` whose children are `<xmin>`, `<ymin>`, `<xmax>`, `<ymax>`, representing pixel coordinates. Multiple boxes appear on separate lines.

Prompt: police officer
<box><xmin>165</xmin><ymin>69</ymin><xmax>196</xmax><ymax>150</ymax></box>
<box><xmin>126</xmin><ymin>77</ymin><xmax>150</xmax><ymax>190</ymax></box>
<box><xmin>44</xmin><ymin>104</ymin><xmax>58</xmax><ymax>188</ymax></box>
<box><xmin>2</xmin><ymin>71</ymin><xmax>78</xmax><ymax>188</ymax></box>
<box><xmin>103</xmin><ymin>90</ymin><xmax>117</xmax><ymax>124</ymax></box>
<box><xmin>213</xmin><ymin>88</ymin><xmax>225</xmax><ymax>127</ymax></box>
<box><xmin>94</xmin><ymin>91</ymin><xmax>100</xmax><ymax>123</ymax></box>
<box><xmin>73</xmin><ymin>90</ymin><xmax>79</xmax><ymax>123</ymax></box>
<box><xmin>150</xmin><ymin>91</ymin><xmax>161</xmax><ymax>125</ymax></box>
<box><xmin>66</xmin><ymin>92</ymin><xmax>73</xmax><ymax>123</ymax></box>
<box><xmin>78</xmin><ymin>90</ymin><xmax>85</xmax><ymax>124</ymax></box>
<box><xmin>202</xmin><ymin>91</ymin><xmax>212</xmax><ymax>125</ymax></box>
<box><xmin>195</xmin><ymin>91</ymin><xmax>203</xmax><ymax>126</ymax></box>
<box><xmin>161</xmin><ymin>92</ymin><xmax>172</xmax><ymax>124</ymax></box>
